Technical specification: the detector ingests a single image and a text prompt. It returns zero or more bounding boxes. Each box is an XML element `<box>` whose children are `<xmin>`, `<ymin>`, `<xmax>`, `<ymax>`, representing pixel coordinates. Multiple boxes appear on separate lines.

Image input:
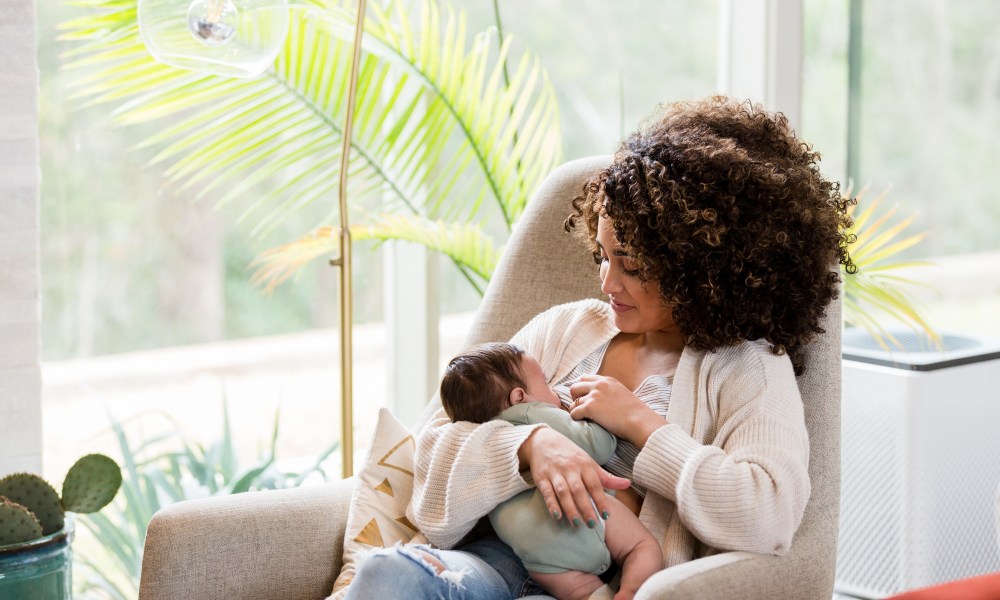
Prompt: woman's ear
<box><xmin>508</xmin><ymin>387</ymin><xmax>526</xmax><ymax>406</ymax></box>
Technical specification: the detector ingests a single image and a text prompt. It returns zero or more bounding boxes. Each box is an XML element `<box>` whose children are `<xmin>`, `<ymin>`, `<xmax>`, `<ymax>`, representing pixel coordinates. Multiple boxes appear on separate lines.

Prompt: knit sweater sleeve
<box><xmin>406</xmin><ymin>407</ymin><xmax>545</xmax><ymax>549</ymax></box>
<box><xmin>631</xmin><ymin>344</ymin><xmax>811</xmax><ymax>556</ymax></box>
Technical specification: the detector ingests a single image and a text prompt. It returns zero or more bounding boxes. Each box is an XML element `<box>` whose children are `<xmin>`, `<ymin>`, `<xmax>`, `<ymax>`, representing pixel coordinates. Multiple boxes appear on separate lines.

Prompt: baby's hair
<box><xmin>440</xmin><ymin>342</ymin><xmax>527</xmax><ymax>423</ymax></box>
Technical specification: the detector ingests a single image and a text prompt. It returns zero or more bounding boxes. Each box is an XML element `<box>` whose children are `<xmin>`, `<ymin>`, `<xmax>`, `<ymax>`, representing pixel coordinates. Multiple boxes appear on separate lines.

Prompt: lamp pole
<box><xmin>331</xmin><ymin>0</ymin><xmax>367</xmax><ymax>478</ymax></box>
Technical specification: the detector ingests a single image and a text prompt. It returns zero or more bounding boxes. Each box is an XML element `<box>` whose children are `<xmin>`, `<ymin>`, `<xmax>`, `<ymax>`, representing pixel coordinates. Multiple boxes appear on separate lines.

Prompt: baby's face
<box><xmin>518</xmin><ymin>355</ymin><xmax>561</xmax><ymax>408</ymax></box>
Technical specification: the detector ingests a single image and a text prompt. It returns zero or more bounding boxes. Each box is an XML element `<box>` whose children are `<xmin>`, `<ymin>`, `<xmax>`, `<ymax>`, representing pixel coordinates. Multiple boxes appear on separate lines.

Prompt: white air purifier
<box><xmin>836</xmin><ymin>329</ymin><xmax>1000</xmax><ymax>598</ymax></box>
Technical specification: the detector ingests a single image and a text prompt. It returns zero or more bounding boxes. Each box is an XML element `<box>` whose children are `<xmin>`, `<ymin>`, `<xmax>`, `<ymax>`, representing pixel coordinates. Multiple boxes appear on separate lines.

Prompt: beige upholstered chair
<box><xmin>138</xmin><ymin>156</ymin><xmax>843</xmax><ymax>600</ymax></box>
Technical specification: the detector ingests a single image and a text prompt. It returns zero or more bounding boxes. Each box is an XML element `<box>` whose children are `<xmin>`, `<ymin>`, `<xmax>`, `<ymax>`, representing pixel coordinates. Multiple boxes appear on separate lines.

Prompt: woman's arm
<box><xmin>407</xmin><ymin>408</ymin><xmax>545</xmax><ymax>549</ymax></box>
<box><xmin>632</xmin><ymin>348</ymin><xmax>810</xmax><ymax>556</ymax></box>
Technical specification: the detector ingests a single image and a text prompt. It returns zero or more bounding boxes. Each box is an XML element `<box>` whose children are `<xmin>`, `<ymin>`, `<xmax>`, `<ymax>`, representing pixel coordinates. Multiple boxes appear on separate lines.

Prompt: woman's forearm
<box><xmin>633</xmin><ymin>421</ymin><xmax>810</xmax><ymax>555</ymax></box>
<box><xmin>516</xmin><ymin>427</ymin><xmax>542</xmax><ymax>472</ymax></box>
<box><xmin>624</xmin><ymin>408</ymin><xmax>668</xmax><ymax>449</ymax></box>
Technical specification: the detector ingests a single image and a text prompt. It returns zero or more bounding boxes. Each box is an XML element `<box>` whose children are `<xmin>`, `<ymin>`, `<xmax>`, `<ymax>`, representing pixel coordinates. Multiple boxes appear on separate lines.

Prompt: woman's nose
<box><xmin>600</xmin><ymin>263</ymin><xmax>623</xmax><ymax>294</ymax></box>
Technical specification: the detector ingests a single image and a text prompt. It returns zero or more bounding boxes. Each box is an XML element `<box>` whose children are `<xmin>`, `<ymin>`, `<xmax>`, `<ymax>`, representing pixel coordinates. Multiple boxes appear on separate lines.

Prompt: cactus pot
<box><xmin>0</xmin><ymin>514</ymin><xmax>74</xmax><ymax>600</ymax></box>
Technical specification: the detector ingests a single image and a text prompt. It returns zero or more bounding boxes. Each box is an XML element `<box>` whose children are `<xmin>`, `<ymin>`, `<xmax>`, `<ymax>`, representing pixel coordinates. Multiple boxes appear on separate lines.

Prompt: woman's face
<box><xmin>596</xmin><ymin>216</ymin><xmax>677</xmax><ymax>335</ymax></box>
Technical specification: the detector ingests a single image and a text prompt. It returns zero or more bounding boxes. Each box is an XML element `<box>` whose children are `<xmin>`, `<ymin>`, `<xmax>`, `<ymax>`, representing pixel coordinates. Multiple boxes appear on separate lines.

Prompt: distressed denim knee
<box><xmin>344</xmin><ymin>544</ymin><xmax>512</xmax><ymax>600</ymax></box>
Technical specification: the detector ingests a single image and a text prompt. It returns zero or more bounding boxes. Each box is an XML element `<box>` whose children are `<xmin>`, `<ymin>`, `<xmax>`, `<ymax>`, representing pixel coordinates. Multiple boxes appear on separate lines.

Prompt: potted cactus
<box><xmin>0</xmin><ymin>453</ymin><xmax>122</xmax><ymax>600</ymax></box>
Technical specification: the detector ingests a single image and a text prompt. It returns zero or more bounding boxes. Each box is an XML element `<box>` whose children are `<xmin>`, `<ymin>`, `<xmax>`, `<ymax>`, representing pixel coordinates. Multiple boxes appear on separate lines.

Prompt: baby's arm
<box><xmin>602</xmin><ymin>497</ymin><xmax>663</xmax><ymax>600</ymax></box>
<box><xmin>615</xmin><ymin>487</ymin><xmax>643</xmax><ymax>516</ymax></box>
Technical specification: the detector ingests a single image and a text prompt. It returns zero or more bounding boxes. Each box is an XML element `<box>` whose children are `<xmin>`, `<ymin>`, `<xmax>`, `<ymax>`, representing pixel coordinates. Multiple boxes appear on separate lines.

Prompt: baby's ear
<box><xmin>508</xmin><ymin>387</ymin><xmax>526</xmax><ymax>406</ymax></box>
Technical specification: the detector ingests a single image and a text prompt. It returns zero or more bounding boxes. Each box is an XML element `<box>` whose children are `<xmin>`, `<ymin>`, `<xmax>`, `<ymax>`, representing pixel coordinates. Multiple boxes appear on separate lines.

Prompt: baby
<box><xmin>440</xmin><ymin>342</ymin><xmax>663</xmax><ymax>600</ymax></box>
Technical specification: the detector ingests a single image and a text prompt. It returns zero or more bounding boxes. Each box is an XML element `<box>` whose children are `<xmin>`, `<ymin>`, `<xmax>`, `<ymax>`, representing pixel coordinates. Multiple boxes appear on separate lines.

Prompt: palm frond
<box><xmin>250</xmin><ymin>214</ymin><xmax>499</xmax><ymax>294</ymax></box>
<box><xmin>842</xmin><ymin>187</ymin><xmax>938</xmax><ymax>345</ymax></box>
<box><xmin>353</xmin><ymin>212</ymin><xmax>500</xmax><ymax>281</ymax></box>
<box><xmin>248</xmin><ymin>226</ymin><xmax>341</xmax><ymax>292</ymax></box>
<box><xmin>360</xmin><ymin>1</ymin><xmax>562</xmax><ymax>224</ymax></box>
<box><xmin>59</xmin><ymin>0</ymin><xmax>563</xmax><ymax>294</ymax></box>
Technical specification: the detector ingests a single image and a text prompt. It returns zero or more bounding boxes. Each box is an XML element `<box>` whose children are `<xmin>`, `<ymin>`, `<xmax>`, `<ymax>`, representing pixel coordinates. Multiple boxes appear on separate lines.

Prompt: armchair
<box><xmin>138</xmin><ymin>156</ymin><xmax>843</xmax><ymax>599</ymax></box>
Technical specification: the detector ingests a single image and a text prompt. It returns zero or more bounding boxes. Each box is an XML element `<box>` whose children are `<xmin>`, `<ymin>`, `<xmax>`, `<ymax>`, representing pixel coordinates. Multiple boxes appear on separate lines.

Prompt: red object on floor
<box><xmin>885</xmin><ymin>572</ymin><xmax>1000</xmax><ymax>600</ymax></box>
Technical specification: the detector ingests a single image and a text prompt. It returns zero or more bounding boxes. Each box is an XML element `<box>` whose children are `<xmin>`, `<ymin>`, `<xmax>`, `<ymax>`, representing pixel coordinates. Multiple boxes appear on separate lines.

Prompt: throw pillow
<box><xmin>328</xmin><ymin>407</ymin><xmax>420</xmax><ymax>599</ymax></box>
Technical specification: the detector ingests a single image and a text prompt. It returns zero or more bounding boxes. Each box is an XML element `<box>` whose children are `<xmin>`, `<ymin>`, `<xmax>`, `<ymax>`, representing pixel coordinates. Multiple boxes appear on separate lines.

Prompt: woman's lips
<box><xmin>610</xmin><ymin>299</ymin><xmax>633</xmax><ymax>313</ymax></box>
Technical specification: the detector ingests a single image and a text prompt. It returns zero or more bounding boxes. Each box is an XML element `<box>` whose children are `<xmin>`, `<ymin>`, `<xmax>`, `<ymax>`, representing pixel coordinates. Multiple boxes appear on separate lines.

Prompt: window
<box><xmin>475</xmin><ymin>2</ymin><xmax>719</xmax><ymax>160</ymax></box>
<box><xmin>803</xmin><ymin>0</ymin><xmax>1000</xmax><ymax>336</ymax></box>
<box><xmin>39</xmin><ymin>0</ymin><xmax>719</xmax><ymax>482</ymax></box>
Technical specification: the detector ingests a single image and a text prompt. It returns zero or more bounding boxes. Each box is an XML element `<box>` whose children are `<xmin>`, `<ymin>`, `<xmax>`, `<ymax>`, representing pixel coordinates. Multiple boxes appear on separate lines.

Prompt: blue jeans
<box><xmin>344</xmin><ymin>535</ymin><xmax>553</xmax><ymax>599</ymax></box>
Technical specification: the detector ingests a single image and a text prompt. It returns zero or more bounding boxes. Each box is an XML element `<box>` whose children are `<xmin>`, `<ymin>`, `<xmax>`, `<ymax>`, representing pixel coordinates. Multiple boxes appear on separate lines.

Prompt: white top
<box><xmin>552</xmin><ymin>341</ymin><xmax>672</xmax><ymax>498</ymax></box>
<box><xmin>407</xmin><ymin>299</ymin><xmax>811</xmax><ymax>568</ymax></box>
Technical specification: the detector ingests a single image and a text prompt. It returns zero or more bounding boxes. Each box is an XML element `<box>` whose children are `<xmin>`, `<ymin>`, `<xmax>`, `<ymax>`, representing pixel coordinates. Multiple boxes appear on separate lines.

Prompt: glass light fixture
<box><xmin>138</xmin><ymin>0</ymin><xmax>289</xmax><ymax>77</ymax></box>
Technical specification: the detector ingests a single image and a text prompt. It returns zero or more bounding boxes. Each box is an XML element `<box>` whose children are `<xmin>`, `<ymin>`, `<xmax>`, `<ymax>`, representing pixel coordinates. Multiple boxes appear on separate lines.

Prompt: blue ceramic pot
<box><xmin>0</xmin><ymin>515</ymin><xmax>75</xmax><ymax>600</ymax></box>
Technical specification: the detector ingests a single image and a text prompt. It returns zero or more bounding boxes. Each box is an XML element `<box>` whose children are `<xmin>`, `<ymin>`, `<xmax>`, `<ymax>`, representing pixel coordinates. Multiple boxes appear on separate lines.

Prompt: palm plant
<box><xmin>58</xmin><ymin>0</ymin><xmax>561</xmax><ymax>295</ymax></box>
<box><xmin>841</xmin><ymin>186</ymin><xmax>937</xmax><ymax>347</ymax></box>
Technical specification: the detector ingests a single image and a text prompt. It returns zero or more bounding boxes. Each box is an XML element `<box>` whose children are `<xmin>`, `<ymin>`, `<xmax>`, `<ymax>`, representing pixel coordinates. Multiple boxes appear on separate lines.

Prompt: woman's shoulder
<box><xmin>681</xmin><ymin>340</ymin><xmax>802</xmax><ymax>418</ymax></box>
<box><xmin>688</xmin><ymin>339</ymin><xmax>797</xmax><ymax>382</ymax></box>
<box><xmin>728</xmin><ymin>338</ymin><xmax>791</xmax><ymax>363</ymax></box>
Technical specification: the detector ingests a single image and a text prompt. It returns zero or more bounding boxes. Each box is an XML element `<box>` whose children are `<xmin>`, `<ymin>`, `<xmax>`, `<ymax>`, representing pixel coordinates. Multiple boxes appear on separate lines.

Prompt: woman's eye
<box><xmin>622</xmin><ymin>257</ymin><xmax>641</xmax><ymax>275</ymax></box>
<box><xmin>593</xmin><ymin>252</ymin><xmax>608</xmax><ymax>265</ymax></box>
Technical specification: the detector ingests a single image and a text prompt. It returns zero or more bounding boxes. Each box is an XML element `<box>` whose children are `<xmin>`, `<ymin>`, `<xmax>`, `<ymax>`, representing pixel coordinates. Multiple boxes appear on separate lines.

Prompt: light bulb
<box><xmin>187</xmin><ymin>0</ymin><xmax>238</xmax><ymax>46</ymax></box>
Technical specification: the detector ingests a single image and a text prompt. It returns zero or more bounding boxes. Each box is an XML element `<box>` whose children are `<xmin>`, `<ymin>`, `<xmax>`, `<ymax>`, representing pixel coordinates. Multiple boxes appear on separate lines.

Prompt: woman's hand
<box><xmin>569</xmin><ymin>374</ymin><xmax>666</xmax><ymax>447</ymax></box>
<box><xmin>518</xmin><ymin>427</ymin><xmax>630</xmax><ymax>527</ymax></box>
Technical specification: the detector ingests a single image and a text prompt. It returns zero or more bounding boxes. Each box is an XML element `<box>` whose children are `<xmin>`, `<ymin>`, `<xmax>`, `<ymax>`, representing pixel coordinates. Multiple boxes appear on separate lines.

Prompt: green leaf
<box><xmin>353</xmin><ymin>213</ymin><xmax>500</xmax><ymax>282</ymax></box>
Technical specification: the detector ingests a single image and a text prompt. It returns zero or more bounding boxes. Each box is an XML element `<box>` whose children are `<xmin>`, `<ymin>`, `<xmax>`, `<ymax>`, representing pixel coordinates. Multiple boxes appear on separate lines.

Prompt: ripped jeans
<box><xmin>343</xmin><ymin>535</ymin><xmax>553</xmax><ymax>599</ymax></box>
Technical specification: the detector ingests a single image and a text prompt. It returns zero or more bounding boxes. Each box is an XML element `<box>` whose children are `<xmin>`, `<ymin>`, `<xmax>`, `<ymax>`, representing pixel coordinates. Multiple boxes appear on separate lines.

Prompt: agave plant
<box><xmin>58</xmin><ymin>0</ymin><xmax>561</xmax><ymax>295</ymax></box>
<box><xmin>841</xmin><ymin>186</ymin><xmax>937</xmax><ymax>347</ymax></box>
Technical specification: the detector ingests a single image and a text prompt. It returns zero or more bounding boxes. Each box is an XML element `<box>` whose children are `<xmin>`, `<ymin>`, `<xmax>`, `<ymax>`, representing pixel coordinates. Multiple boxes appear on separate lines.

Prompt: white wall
<box><xmin>0</xmin><ymin>0</ymin><xmax>42</xmax><ymax>475</ymax></box>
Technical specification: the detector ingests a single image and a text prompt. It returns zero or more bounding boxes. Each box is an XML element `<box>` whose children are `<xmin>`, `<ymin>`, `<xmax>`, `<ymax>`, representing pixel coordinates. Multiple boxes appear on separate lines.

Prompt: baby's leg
<box><xmin>601</xmin><ymin>497</ymin><xmax>663</xmax><ymax>600</ymax></box>
<box><xmin>529</xmin><ymin>569</ymin><xmax>604</xmax><ymax>600</ymax></box>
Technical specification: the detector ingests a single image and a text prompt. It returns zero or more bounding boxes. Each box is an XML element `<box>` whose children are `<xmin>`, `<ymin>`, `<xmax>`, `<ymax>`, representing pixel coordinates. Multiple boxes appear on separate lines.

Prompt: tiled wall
<box><xmin>0</xmin><ymin>0</ymin><xmax>42</xmax><ymax>475</ymax></box>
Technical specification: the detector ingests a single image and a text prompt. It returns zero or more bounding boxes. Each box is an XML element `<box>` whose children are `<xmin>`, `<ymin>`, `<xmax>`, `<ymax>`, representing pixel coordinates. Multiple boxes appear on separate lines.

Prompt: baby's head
<box><xmin>440</xmin><ymin>342</ymin><xmax>561</xmax><ymax>423</ymax></box>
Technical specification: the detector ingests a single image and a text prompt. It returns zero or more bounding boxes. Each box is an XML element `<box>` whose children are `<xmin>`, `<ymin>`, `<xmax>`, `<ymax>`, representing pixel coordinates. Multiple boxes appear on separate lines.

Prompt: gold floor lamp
<box><xmin>137</xmin><ymin>0</ymin><xmax>367</xmax><ymax>476</ymax></box>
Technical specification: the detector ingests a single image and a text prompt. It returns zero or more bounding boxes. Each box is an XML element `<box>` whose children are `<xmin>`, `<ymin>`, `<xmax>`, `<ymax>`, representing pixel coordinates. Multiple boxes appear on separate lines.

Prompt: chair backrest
<box><xmin>464</xmin><ymin>155</ymin><xmax>610</xmax><ymax>346</ymax></box>
<box><xmin>460</xmin><ymin>155</ymin><xmax>842</xmax><ymax>596</ymax></box>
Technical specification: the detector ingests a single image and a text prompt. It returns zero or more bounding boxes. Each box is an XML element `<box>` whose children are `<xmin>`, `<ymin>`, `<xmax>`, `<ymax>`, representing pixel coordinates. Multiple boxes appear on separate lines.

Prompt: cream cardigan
<box><xmin>407</xmin><ymin>299</ymin><xmax>811</xmax><ymax>568</ymax></box>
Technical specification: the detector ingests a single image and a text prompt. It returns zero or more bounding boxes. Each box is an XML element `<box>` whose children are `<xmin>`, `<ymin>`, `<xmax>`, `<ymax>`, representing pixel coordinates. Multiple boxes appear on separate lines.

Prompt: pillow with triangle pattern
<box><xmin>328</xmin><ymin>407</ymin><xmax>421</xmax><ymax>599</ymax></box>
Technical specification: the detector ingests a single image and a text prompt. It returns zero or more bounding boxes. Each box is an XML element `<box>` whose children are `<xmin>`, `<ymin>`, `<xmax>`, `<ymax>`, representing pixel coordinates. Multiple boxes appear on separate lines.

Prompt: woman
<box><xmin>345</xmin><ymin>96</ymin><xmax>855</xmax><ymax>600</ymax></box>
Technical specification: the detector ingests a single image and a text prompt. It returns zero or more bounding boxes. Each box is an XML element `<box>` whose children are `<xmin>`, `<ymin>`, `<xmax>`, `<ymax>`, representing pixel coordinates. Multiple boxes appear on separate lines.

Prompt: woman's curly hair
<box><xmin>566</xmin><ymin>96</ymin><xmax>856</xmax><ymax>375</ymax></box>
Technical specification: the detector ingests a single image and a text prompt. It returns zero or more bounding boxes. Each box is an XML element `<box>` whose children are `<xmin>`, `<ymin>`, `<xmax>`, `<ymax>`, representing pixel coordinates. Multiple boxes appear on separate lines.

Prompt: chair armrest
<box><xmin>139</xmin><ymin>478</ymin><xmax>354</xmax><ymax>600</ymax></box>
<box><xmin>637</xmin><ymin>548</ymin><xmax>833</xmax><ymax>599</ymax></box>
